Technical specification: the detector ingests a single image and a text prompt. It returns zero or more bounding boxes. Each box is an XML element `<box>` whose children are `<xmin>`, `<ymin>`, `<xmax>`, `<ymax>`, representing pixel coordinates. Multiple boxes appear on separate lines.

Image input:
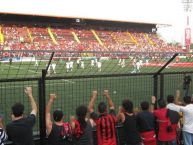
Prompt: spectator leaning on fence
<box><xmin>166</xmin><ymin>90</ymin><xmax>193</xmax><ymax>145</ymax></box>
<box><xmin>0</xmin><ymin>115</ymin><xmax>7</xmax><ymax>145</ymax></box>
<box><xmin>46</xmin><ymin>93</ymin><xmax>73</xmax><ymax>145</ymax></box>
<box><xmin>88</xmin><ymin>90</ymin><xmax>117</xmax><ymax>145</ymax></box>
<box><xmin>151</xmin><ymin>96</ymin><xmax>180</xmax><ymax>145</ymax></box>
<box><xmin>70</xmin><ymin>105</ymin><xmax>94</xmax><ymax>145</ymax></box>
<box><xmin>136</xmin><ymin>101</ymin><xmax>156</xmax><ymax>145</ymax></box>
<box><xmin>6</xmin><ymin>87</ymin><xmax>37</xmax><ymax>145</ymax></box>
<box><xmin>166</xmin><ymin>90</ymin><xmax>181</xmax><ymax>113</ymax></box>
<box><xmin>178</xmin><ymin>96</ymin><xmax>193</xmax><ymax>145</ymax></box>
<box><xmin>182</xmin><ymin>73</ymin><xmax>192</xmax><ymax>97</ymax></box>
<box><xmin>117</xmin><ymin>99</ymin><xmax>142</xmax><ymax>145</ymax></box>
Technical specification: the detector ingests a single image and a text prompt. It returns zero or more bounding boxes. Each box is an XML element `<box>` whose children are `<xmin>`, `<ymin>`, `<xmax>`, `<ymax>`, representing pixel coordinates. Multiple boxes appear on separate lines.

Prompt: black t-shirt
<box><xmin>136</xmin><ymin>111</ymin><xmax>155</xmax><ymax>133</ymax></box>
<box><xmin>6</xmin><ymin>114</ymin><xmax>36</xmax><ymax>145</ymax></box>
<box><xmin>167</xmin><ymin>109</ymin><xmax>180</xmax><ymax>124</ymax></box>
<box><xmin>122</xmin><ymin>113</ymin><xmax>141</xmax><ymax>145</ymax></box>
<box><xmin>75</xmin><ymin>121</ymin><xmax>94</xmax><ymax>145</ymax></box>
<box><xmin>48</xmin><ymin>123</ymin><xmax>73</xmax><ymax>145</ymax></box>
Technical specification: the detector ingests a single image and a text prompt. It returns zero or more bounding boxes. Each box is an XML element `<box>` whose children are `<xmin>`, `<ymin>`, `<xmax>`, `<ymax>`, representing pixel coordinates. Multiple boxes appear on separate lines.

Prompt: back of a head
<box><xmin>122</xmin><ymin>99</ymin><xmax>133</xmax><ymax>113</ymax></box>
<box><xmin>98</xmin><ymin>102</ymin><xmax>107</xmax><ymax>114</ymax></box>
<box><xmin>53</xmin><ymin>109</ymin><xmax>63</xmax><ymax>122</ymax></box>
<box><xmin>167</xmin><ymin>95</ymin><xmax>174</xmax><ymax>103</ymax></box>
<box><xmin>158</xmin><ymin>99</ymin><xmax>166</xmax><ymax>108</ymax></box>
<box><xmin>11</xmin><ymin>103</ymin><xmax>24</xmax><ymax>117</ymax></box>
<box><xmin>76</xmin><ymin>105</ymin><xmax>87</xmax><ymax>119</ymax></box>
<box><xmin>140</xmin><ymin>101</ymin><xmax>149</xmax><ymax>111</ymax></box>
<box><xmin>183</xmin><ymin>96</ymin><xmax>191</xmax><ymax>104</ymax></box>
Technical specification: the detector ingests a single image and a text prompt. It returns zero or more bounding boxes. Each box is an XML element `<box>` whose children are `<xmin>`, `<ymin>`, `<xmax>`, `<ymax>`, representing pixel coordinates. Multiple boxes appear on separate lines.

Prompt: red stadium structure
<box><xmin>0</xmin><ymin>14</ymin><xmax>183</xmax><ymax>53</ymax></box>
<box><xmin>185</xmin><ymin>27</ymin><xmax>191</xmax><ymax>50</ymax></box>
<box><xmin>182</xmin><ymin>0</ymin><xmax>192</xmax><ymax>52</ymax></box>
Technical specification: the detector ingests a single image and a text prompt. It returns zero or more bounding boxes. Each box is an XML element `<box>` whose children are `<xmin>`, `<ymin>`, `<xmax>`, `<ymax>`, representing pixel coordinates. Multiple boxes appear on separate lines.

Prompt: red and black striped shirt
<box><xmin>91</xmin><ymin>109</ymin><xmax>117</xmax><ymax>145</ymax></box>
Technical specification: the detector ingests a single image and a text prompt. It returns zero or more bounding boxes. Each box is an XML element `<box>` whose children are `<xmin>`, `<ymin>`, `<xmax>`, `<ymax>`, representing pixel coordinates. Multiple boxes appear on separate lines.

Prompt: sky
<box><xmin>156</xmin><ymin>0</ymin><xmax>193</xmax><ymax>44</ymax></box>
<box><xmin>0</xmin><ymin>0</ymin><xmax>192</xmax><ymax>44</ymax></box>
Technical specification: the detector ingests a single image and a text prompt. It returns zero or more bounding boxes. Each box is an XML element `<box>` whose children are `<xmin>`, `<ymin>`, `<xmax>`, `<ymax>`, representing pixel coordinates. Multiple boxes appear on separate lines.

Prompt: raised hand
<box><xmin>92</xmin><ymin>90</ymin><xmax>98</xmax><ymax>97</ymax></box>
<box><xmin>24</xmin><ymin>87</ymin><xmax>33</xmax><ymax>97</ymax></box>
<box><xmin>176</xmin><ymin>89</ymin><xmax>180</xmax><ymax>97</ymax></box>
<box><xmin>103</xmin><ymin>90</ymin><xmax>109</xmax><ymax>97</ymax></box>
<box><xmin>151</xmin><ymin>96</ymin><xmax>156</xmax><ymax>104</ymax></box>
<box><xmin>49</xmin><ymin>94</ymin><xmax>57</xmax><ymax>101</ymax></box>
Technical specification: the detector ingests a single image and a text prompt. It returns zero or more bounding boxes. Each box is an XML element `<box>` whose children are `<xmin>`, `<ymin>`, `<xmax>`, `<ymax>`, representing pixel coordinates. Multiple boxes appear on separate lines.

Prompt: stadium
<box><xmin>0</xmin><ymin>0</ymin><xmax>193</xmax><ymax>145</ymax></box>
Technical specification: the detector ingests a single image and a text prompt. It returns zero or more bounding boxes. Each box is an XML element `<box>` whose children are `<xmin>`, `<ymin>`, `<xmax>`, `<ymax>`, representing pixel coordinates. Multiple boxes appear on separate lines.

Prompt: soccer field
<box><xmin>1</xmin><ymin>57</ymin><xmax>192</xmax><ymax>79</ymax></box>
<box><xmin>0</xmin><ymin>58</ymin><xmax>192</xmax><ymax>132</ymax></box>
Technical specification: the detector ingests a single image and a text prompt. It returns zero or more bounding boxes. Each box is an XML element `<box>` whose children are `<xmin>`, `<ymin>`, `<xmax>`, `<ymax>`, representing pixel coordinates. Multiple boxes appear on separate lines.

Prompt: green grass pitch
<box><xmin>0</xmin><ymin>58</ymin><xmax>192</xmax><ymax>132</ymax></box>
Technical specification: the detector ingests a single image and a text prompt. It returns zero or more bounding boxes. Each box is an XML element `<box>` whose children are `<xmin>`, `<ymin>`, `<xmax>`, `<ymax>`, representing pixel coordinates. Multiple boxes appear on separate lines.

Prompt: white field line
<box><xmin>4</xmin><ymin>64</ymin><xmax>41</xmax><ymax>74</ymax></box>
<box><xmin>0</xmin><ymin>80</ymin><xmax>75</xmax><ymax>89</ymax></box>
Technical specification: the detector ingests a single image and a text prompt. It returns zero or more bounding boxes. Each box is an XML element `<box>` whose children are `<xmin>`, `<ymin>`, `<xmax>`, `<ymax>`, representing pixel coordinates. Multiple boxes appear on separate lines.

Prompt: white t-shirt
<box><xmin>166</xmin><ymin>103</ymin><xmax>181</xmax><ymax>112</ymax></box>
<box><xmin>0</xmin><ymin>128</ymin><xmax>7</xmax><ymax>145</ymax></box>
<box><xmin>97</xmin><ymin>62</ymin><xmax>102</xmax><ymax>68</ymax></box>
<box><xmin>52</xmin><ymin>64</ymin><xmax>56</xmax><ymax>70</ymax></box>
<box><xmin>69</xmin><ymin>61</ymin><xmax>74</xmax><ymax>68</ymax></box>
<box><xmin>180</xmin><ymin>104</ymin><xmax>193</xmax><ymax>133</ymax></box>
<box><xmin>66</xmin><ymin>62</ymin><xmax>70</xmax><ymax>69</ymax></box>
<box><xmin>91</xmin><ymin>60</ymin><xmax>95</xmax><ymax>66</ymax></box>
<box><xmin>136</xmin><ymin>62</ymin><xmax>141</xmax><ymax>69</ymax></box>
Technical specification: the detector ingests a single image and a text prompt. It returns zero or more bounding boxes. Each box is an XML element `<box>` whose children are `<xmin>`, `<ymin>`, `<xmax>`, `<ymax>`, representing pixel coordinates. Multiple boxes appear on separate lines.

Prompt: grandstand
<box><xmin>0</xmin><ymin>14</ymin><xmax>183</xmax><ymax>53</ymax></box>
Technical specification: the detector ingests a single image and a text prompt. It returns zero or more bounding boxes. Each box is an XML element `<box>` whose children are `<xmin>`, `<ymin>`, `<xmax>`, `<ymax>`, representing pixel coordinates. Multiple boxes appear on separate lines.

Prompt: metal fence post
<box><xmin>39</xmin><ymin>69</ymin><xmax>47</xmax><ymax>145</ymax></box>
<box><xmin>160</xmin><ymin>74</ymin><xmax>164</xmax><ymax>100</ymax></box>
<box><xmin>39</xmin><ymin>51</ymin><xmax>54</xmax><ymax>145</ymax></box>
<box><xmin>153</xmin><ymin>53</ymin><xmax>178</xmax><ymax>107</ymax></box>
<box><xmin>153</xmin><ymin>75</ymin><xmax>158</xmax><ymax>109</ymax></box>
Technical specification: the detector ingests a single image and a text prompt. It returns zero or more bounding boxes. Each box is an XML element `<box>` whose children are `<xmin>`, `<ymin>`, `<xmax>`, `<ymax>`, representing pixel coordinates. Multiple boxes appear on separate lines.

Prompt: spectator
<box><xmin>71</xmin><ymin>105</ymin><xmax>94</xmax><ymax>145</ymax></box>
<box><xmin>182</xmin><ymin>74</ymin><xmax>192</xmax><ymax>97</ymax></box>
<box><xmin>88</xmin><ymin>90</ymin><xmax>117</xmax><ymax>145</ymax></box>
<box><xmin>46</xmin><ymin>93</ymin><xmax>73</xmax><ymax>145</ymax></box>
<box><xmin>166</xmin><ymin>93</ymin><xmax>181</xmax><ymax>113</ymax></box>
<box><xmin>9</xmin><ymin>57</ymin><xmax>12</xmax><ymax>65</ymax></box>
<box><xmin>117</xmin><ymin>99</ymin><xmax>141</xmax><ymax>145</ymax></box>
<box><xmin>136</xmin><ymin>101</ymin><xmax>156</xmax><ymax>145</ymax></box>
<box><xmin>6</xmin><ymin>87</ymin><xmax>37</xmax><ymax>145</ymax></box>
<box><xmin>151</xmin><ymin>97</ymin><xmax>180</xmax><ymax>145</ymax></box>
<box><xmin>0</xmin><ymin>115</ymin><xmax>7</xmax><ymax>145</ymax></box>
<box><xmin>166</xmin><ymin>91</ymin><xmax>184</xmax><ymax>144</ymax></box>
<box><xmin>179</xmin><ymin>96</ymin><xmax>193</xmax><ymax>145</ymax></box>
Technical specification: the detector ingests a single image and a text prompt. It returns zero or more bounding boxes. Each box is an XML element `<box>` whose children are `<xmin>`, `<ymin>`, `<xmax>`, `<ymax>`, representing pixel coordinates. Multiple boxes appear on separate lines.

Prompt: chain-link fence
<box><xmin>0</xmin><ymin>50</ymin><xmax>193</xmax><ymax>144</ymax></box>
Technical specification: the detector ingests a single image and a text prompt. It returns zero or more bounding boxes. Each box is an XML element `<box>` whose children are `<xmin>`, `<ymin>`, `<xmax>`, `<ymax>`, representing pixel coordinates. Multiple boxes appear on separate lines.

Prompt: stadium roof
<box><xmin>0</xmin><ymin>13</ymin><xmax>159</xmax><ymax>30</ymax></box>
<box><xmin>0</xmin><ymin>12</ymin><xmax>171</xmax><ymax>27</ymax></box>
<box><xmin>0</xmin><ymin>0</ymin><xmax>174</xmax><ymax>26</ymax></box>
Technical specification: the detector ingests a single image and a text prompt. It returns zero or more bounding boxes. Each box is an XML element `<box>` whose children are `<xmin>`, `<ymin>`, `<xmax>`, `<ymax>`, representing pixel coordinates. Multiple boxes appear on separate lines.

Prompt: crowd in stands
<box><xmin>0</xmin><ymin>86</ymin><xmax>193</xmax><ymax>145</ymax></box>
<box><xmin>0</xmin><ymin>23</ymin><xmax>183</xmax><ymax>53</ymax></box>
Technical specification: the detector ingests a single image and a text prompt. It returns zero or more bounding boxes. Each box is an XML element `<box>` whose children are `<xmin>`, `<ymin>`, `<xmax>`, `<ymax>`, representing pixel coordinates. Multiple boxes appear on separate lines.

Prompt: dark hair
<box><xmin>53</xmin><ymin>109</ymin><xmax>63</xmax><ymax>122</ymax></box>
<box><xmin>140</xmin><ymin>101</ymin><xmax>149</xmax><ymax>111</ymax></box>
<box><xmin>183</xmin><ymin>96</ymin><xmax>191</xmax><ymax>104</ymax></box>
<box><xmin>122</xmin><ymin>99</ymin><xmax>133</xmax><ymax>113</ymax></box>
<box><xmin>98</xmin><ymin>102</ymin><xmax>107</xmax><ymax>114</ymax></box>
<box><xmin>11</xmin><ymin>103</ymin><xmax>24</xmax><ymax>117</ymax></box>
<box><xmin>158</xmin><ymin>99</ymin><xmax>166</xmax><ymax>108</ymax></box>
<box><xmin>76</xmin><ymin>105</ymin><xmax>87</xmax><ymax>129</ymax></box>
<box><xmin>167</xmin><ymin>95</ymin><xmax>174</xmax><ymax>103</ymax></box>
